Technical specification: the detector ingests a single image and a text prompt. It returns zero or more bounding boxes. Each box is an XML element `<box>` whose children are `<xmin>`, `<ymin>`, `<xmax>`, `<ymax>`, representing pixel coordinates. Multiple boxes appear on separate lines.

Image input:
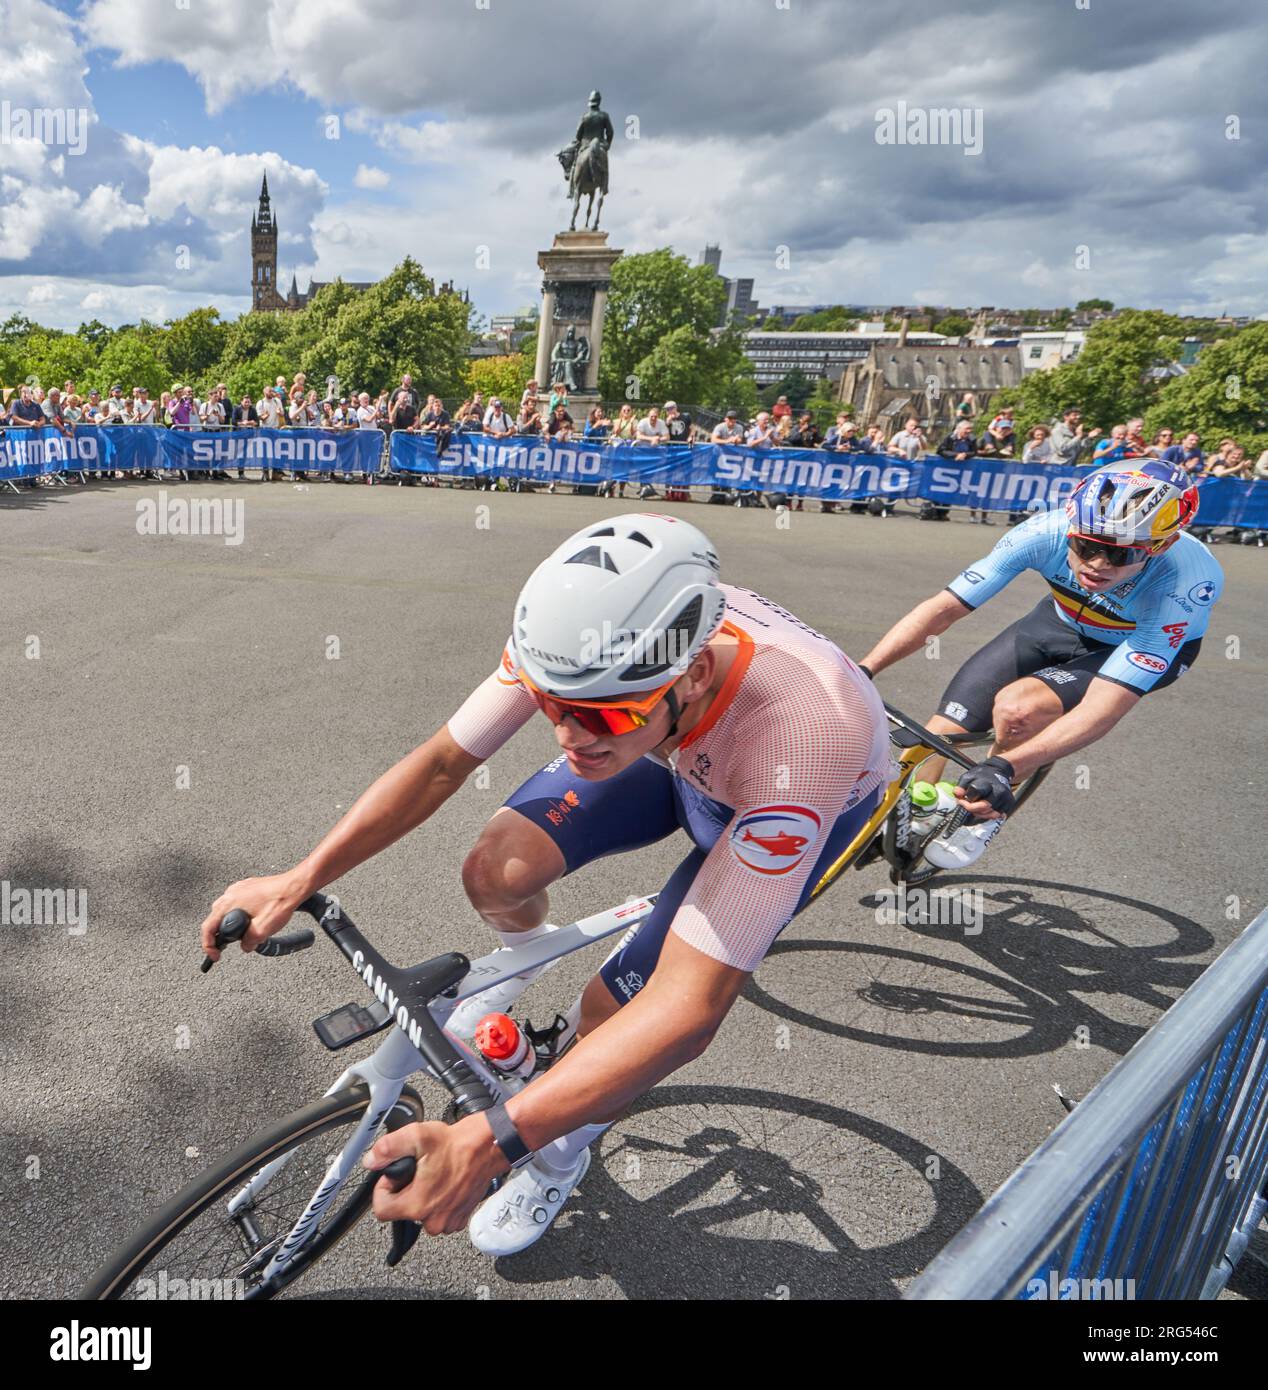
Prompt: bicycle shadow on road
<box><xmin>746</xmin><ymin>877</ymin><xmax>1215</xmax><ymax>1060</ymax></box>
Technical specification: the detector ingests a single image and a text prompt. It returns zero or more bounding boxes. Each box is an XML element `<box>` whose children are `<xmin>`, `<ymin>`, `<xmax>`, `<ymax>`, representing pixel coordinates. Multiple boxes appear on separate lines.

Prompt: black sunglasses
<box><xmin>1069</xmin><ymin>535</ymin><xmax>1151</xmax><ymax>567</ymax></box>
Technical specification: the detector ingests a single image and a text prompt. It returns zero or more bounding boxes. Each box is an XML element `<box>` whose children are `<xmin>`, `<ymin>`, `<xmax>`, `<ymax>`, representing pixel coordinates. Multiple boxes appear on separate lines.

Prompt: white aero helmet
<box><xmin>510</xmin><ymin>514</ymin><xmax>726</xmax><ymax>699</ymax></box>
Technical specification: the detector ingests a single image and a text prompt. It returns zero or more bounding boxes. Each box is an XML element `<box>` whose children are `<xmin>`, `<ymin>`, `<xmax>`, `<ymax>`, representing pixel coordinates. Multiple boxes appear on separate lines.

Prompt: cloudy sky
<box><xmin>2</xmin><ymin>0</ymin><xmax>1265</xmax><ymax>329</ymax></box>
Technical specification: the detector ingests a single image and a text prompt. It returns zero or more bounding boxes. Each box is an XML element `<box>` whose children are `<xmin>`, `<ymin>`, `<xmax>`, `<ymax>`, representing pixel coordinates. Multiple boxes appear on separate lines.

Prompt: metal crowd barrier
<box><xmin>906</xmin><ymin>907</ymin><xmax>1268</xmax><ymax>1300</ymax></box>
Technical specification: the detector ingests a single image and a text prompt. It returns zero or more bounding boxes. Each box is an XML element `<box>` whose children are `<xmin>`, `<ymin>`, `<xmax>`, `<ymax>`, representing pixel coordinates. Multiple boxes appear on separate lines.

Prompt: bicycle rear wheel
<box><xmin>82</xmin><ymin>1084</ymin><xmax>424</xmax><ymax>1301</ymax></box>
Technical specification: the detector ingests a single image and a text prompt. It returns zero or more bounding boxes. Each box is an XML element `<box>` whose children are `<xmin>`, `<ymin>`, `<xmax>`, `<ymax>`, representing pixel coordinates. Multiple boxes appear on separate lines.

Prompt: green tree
<box><xmin>991</xmin><ymin>309</ymin><xmax>1185</xmax><ymax>439</ymax></box>
<box><xmin>467</xmin><ymin>353</ymin><xmax>531</xmax><ymax>403</ymax></box>
<box><xmin>218</xmin><ymin>347</ymin><xmax>296</xmax><ymax>404</ymax></box>
<box><xmin>760</xmin><ymin>367</ymin><xmax>815</xmax><ymax>412</ymax></box>
<box><xmin>96</xmin><ymin>331</ymin><xmax>166</xmax><ymax>398</ymax></box>
<box><xmin>599</xmin><ymin>250</ymin><xmax>754</xmax><ymax>409</ymax></box>
<box><xmin>617</xmin><ymin>323</ymin><xmax>756</xmax><ymax>412</ymax></box>
<box><xmin>76</xmin><ymin>319</ymin><xmax>117</xmax><ymax>351</ymax></box>
<box><xmin>933</xmin><ymin>315</ymin><xmax>972</xmax><ymax>338</ymax></box>
<box><xmin>789</xmin><ymin>306</ymin><xmax>852</xmax><ymax>332</ymax></box>
<box><xmin>1076</xmin><ymin>299</ymin><xmax>1114</xmax><ymax>313</ymax></box>
<box><xmin>599</xmin><ymin>249</ymin><xmax>728</xmax><ymax>397</ymax></box>
<box><xmin>1146</xmin><ymin>322</ymin><xmax>1268</xmax><ymax>457</ymax></box>
<box><xmin>161</xmin><ymin>307</ymin><xmax>227</xmax><ymax>388</ymax></box>
<box><xmin>804</xmin><ymin>375</ymin><xmax>848</xmax><ymax>428</ymax></box>
<box><xmin>0</xmin><ymin>313</ymin><xmax>39</xmax><ymax>343</ymax></box>
<box><xmin>305</xmin><ymin>258</ymin><xmax>470</xmax><ymax>398</ymax></box>
<box><xmin>23</xmin><ymin>331</ymin><xmax>97</xmax><ymax>390</ymax></box>
<box><xmin>215</xmin><ymin>310</ymin><xmax>292</xmax><ymax>374</ymax></box>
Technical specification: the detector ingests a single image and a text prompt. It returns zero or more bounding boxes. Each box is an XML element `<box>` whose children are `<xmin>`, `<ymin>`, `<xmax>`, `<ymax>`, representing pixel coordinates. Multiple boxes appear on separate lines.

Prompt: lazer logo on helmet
<box><xmin>730</xmin><ymin>806</ymin><xmax>821</xmax><ymax>875</ymax></box>
<box><xmin>1127</xmin><ymin>651</ymin><xmax>1168</xmax><ymax>673</ymax></box>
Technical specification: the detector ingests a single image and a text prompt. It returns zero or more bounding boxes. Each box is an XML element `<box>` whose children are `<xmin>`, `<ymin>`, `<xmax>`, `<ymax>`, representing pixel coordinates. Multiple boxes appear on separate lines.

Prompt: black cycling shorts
<box><xmin>936</xmin><ymin>597</ymin><xmax>1202</xmax><ymax>731</ymax></box>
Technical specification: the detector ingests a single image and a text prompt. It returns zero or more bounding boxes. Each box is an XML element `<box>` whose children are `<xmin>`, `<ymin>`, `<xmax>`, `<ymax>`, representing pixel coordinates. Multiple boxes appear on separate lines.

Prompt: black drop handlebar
<box><xmin>200</xmin><ymin>907</ymin><xmax>316</xmax><ymax>973</ymax></box>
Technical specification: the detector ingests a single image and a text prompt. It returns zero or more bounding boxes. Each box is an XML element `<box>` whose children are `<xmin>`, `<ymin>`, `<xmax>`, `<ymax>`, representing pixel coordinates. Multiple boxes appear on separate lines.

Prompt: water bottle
<box><xmin>474</xmin><ymin>1012</ymin><xmax>537</xmax><ymax>1080</ymax></box>
<box><xmin>909</xmin><ymin>781</ymin><xmax>940</xmax><ymax>822</ymax></box>
<box><xmin>911</xmin><ymin>780</ymin><xmax>958</xmax><ymax>821</ymax></box>
<box><xmin>932</xmin><ymin>780</ymin><xmax>960</xmax><ymax>814</ymax></box>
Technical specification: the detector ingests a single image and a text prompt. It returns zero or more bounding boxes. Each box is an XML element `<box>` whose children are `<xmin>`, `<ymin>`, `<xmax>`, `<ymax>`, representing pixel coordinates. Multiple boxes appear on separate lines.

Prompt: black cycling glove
<box><xmin>957</xmin><ymin>756</ymin><xmax>1017</xmax><ymax>815</ymax></box>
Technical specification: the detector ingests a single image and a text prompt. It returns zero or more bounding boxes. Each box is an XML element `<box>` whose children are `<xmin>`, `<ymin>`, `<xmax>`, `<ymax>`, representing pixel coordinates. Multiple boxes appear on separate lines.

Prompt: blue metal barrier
<box><xmin>906</xmin><ymin>908</ymin><xmax>1268</xmax><ymax>1300</ymax></box>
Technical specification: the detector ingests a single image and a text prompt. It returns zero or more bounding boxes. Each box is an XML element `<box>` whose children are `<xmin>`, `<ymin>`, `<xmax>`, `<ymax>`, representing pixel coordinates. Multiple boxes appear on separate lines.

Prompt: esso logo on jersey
<box><xmin>730</xmin><ymin>805</ymin><xmax>821</xmax><ymax>876</ymax></box>
<box><xmin>1128</xmin><ymin>651</ymin><xmax>1168</xmax><ymax>674</ymax></box>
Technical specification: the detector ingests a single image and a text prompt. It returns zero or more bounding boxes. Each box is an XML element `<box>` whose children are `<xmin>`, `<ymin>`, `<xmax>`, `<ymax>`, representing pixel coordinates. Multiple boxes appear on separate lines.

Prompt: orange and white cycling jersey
<box><xmin>448</xmin><ymin>583</ymin><xmax>892</xmax><ymax>971</ymax></box>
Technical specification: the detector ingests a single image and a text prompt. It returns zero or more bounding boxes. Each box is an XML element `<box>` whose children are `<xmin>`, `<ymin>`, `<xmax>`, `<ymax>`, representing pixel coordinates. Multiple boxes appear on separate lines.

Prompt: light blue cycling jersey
<box><xmin>945</xmin><ymin>508</ymin><xmax>1224</xmax><ymax>693</ymax></box>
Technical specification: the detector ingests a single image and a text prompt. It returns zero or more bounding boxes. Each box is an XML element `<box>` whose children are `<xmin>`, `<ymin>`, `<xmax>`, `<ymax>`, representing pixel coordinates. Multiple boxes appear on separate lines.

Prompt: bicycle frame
<box><xmin>234</xmin><ymin>894</ymin><xmax>657</xmax><ymax>1292</ymax></box>
<box><xmin>221</xmin><ymin>702</ymin><xmax>987</xmax><ymax>1293</ymax></box>
<box><xmin>807</xmin><ymin>704</ymin><xmax>980</xmax><ymax>901</ymax></box>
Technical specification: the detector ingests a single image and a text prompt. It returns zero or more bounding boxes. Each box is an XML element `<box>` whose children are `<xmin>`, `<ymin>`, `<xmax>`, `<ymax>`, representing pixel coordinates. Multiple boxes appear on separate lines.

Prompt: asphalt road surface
<box><xmin>3</xmin><ymin>479</ymin><xmax>1266</xmax><ymax>1301</ymax></box>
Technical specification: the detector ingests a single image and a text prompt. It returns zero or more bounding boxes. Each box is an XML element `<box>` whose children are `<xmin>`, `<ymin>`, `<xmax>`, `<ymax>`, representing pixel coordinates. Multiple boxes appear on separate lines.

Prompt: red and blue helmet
<box><xmin>1066</xmin><ymin>456</ymin><xmax>1199</xmax><ymax>554</ymax></box>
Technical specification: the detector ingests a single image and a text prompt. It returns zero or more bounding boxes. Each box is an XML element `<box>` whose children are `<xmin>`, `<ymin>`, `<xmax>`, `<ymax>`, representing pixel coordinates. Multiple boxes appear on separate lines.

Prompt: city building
<box><xmin>698</xmin><ymin>245</ymin><xmax>762</xmax><ymax>326</ymax></box>
<box><xmin>742</xmin><ymin>327</ymin><xmax>948</xmax><ymax>388</ymax></box>
<box><xmin>837</xmin><ymin>343</ymin><xmax>1023</xmax><ymax>433</ymax></box>
<box><xmin>1018</xmin><ymin>329</ymin><xmax>1086</xmax><ymax>373</ymax></box>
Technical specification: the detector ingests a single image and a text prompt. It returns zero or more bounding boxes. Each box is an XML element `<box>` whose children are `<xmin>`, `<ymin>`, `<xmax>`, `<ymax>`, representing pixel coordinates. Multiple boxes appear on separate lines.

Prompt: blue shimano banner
<box><xmin>389</xmin><ymin>433</ymin><xmax>1268</xmax><ymax>524</ymax></box>
<box><xmin>156</xmin><ymin>427</ymin><xmax>383</xmax><ymax>475</ymax></box>
<box><xmin>2</xmin><ymin>424</ymin><xmax>383</xmax><ymax>479</ymax></box>
<box><xmin>1</xmin><ymin>423</ymin><xmax>109</xmax><ymax>478</ymax></box>
<box><xmin>5</xmin><ymin>423</ymin><xmax>1265</xmax><ymax>526</ymax></box>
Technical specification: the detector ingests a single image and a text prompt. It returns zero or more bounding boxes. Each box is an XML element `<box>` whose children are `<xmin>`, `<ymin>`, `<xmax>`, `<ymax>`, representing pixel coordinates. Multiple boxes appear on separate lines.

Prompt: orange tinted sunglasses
<box><xmin>517</xmin><ymin>669</ymin><xmax>678</xmax><ymax>737</ymax></box>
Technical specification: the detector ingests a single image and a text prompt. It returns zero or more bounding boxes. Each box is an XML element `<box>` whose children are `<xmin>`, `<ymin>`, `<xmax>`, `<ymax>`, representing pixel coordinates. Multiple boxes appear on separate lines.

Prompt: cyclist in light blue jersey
<box><xmin>859</xmin><ymin>458</ymin><xmax>1223</xmax><ymax>866</ymax></box>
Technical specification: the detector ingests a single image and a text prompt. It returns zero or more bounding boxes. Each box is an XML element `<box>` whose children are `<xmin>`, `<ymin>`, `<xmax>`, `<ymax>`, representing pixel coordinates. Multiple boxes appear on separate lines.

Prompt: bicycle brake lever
<box><xmin>377</xmin><ymin>1157</ymin><xmax>421</xmax><ymax>1268</ymax></box>
<box><xmin>385</xmin><ymin>1219</ymin><xmax>421</xmax><ymax>1268</ymax></box>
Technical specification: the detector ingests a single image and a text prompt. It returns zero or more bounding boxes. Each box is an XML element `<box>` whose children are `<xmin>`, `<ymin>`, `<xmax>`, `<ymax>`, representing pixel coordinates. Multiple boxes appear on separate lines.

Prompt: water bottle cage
<box><xmin>524</xmin><ymin>1013</ymin><xmax>577</xmax><ymax>1070</ymax></box>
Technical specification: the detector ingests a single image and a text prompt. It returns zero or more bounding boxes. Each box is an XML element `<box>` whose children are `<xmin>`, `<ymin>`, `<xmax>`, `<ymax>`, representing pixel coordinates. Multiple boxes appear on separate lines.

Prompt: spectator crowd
<box><xmin>2</xmin><ymin>373</ymin><xmax>1264</xmax><ymax>541</ymax></box>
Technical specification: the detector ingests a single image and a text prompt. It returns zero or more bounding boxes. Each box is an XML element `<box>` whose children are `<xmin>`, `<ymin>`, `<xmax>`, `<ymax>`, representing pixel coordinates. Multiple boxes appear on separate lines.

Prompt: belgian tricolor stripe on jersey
<box><xmin>1047</xmin><ymin>579</ymin><xmax>1137</xmax><ymax>633</ymax></box>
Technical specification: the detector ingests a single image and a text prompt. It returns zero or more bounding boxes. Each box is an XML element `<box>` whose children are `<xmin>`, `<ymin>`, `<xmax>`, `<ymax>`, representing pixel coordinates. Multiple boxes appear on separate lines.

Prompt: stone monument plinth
<box><xmin>534</xmin><ymin>230</ymin><xmax>623</xmax><ymax>410</ymax></box>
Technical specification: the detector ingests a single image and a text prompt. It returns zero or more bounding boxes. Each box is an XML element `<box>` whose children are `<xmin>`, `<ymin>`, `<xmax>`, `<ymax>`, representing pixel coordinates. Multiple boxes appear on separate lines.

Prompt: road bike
<box><xmin>82</xmin><ymin>704</ymin><xmax>1049</xmax><ymax>1300</ymax></box>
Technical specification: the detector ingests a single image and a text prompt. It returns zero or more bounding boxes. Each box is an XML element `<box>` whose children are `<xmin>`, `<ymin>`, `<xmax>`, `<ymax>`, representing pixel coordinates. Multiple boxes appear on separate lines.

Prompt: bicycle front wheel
<box><xmin>82</xmin><ymin>1083</ymin><xmax>424</xmax><ymax>1301</ymax></box>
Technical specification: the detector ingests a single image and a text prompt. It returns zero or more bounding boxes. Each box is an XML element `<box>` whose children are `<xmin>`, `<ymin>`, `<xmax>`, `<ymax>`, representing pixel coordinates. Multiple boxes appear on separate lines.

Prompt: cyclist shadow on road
<box><xmin>747</xmin><ymin>877</ymin><xmax>1215</xmax><ymax>1061</ymax></box>
<box><xmin>472</xmin><ymin>1084</ymin><xmax>983</xmax><ymax>1300</ymax></box>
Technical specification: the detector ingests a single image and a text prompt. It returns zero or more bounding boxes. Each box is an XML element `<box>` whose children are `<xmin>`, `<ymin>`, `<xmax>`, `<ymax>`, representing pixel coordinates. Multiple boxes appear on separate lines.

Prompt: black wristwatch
<box><xmin>485</xmin><ymin>1103</ymin><xmax>534</xmax><ymax>1169</ymax></box>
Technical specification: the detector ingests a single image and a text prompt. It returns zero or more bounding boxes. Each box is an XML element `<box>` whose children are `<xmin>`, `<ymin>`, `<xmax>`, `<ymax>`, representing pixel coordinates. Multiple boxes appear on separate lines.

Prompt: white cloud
<box><xmin>81</xmin><ymin>185</ymin><xmax>149</xmax><ymax>240</ymax></box>
<box><xmin>353</xmin><ymin>164</ymin><xmax>390</xmax><ymax>190</ymax></box>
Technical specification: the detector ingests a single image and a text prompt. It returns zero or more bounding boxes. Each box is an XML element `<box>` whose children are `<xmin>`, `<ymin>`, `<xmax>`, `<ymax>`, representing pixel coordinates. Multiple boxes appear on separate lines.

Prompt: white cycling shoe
<box><xmin>445</xmin><ymin>926</ymin><xmax>559</xmax><ymax>1041</ymax></box>
<box><xmin>924</xmin><ymin>815</ymin><xmax>1006</xmax><ymax>870</ymax></box>
<box><xmin>468</xmin><ymin>1148</ymin><xmax>591</xmax><ymax>1256</ymax></box>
